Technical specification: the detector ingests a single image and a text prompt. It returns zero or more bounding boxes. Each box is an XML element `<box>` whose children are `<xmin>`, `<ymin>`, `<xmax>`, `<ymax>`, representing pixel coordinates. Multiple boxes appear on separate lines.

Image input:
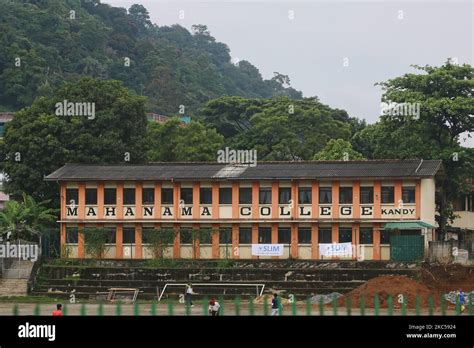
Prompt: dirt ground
<box><xmin>338</xmin><ymin>263</ymin><xmax>474</xmax><ymax>308</ymax></box>
<box><xmin>420</xmin><ymin>263</ymin><xmax>473</xmax><ymax>294</ymax></box>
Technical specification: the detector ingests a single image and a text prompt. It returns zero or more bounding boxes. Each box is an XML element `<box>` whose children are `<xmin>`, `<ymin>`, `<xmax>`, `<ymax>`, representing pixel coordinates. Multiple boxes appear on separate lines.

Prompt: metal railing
<box><xmin>9</xmin><ymin>293</ymin><xmax>473</xmax><ymax>316</ymax></box>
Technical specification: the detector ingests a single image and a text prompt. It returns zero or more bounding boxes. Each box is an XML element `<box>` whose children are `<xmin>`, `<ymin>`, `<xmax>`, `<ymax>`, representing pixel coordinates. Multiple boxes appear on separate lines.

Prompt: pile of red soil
<box><xmin>338</xmin><ymin>275</ymin><xmax>437</xmax><ymax>308</ymax></box>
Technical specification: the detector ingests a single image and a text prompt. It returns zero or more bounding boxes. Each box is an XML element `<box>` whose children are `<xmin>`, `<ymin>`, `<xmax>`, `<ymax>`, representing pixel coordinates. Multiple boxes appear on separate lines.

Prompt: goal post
<box><xmin>157</xmin><ymin>283</ymin><xmax>265</xmax><ymax>301</ymax></box>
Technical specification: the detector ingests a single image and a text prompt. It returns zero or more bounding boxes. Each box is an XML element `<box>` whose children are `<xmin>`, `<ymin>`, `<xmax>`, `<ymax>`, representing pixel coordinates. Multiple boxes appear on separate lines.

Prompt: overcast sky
<box><xmin>104</xmin><ymin>0</ymin><xmax>473</xmax><ymax>147</ymax></box>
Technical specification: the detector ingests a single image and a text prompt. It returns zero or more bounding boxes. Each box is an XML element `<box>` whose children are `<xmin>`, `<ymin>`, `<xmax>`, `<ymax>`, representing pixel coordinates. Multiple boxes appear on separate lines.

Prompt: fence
<box><xmin>429</xmin><ymin>240</ymin><xmax>473</xmax><ymax>263</ymax></box>
<box><xmin>8</xmin><ymin>293</ymin><xmax>474</xmax><ymax>316</ymax></box>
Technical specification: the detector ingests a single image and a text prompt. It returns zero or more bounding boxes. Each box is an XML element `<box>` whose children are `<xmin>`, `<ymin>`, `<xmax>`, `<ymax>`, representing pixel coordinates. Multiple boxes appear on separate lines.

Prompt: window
<box><xmin>123</xmin><ymin>188</ymin><xmax>135</xmax><ymax>205</ymax></box>
<box><xmin>104</xmin><ymin>188</ymin><xmax>116</xmax><ymax>205</ymax></box>
<box><xmin>339</xmin><ymin>187</ymin><xmax>353</xmax><ymax>204</ymax></box>
<box><xmin>66</xmin><ymin>188</ymin><xmax>79</xmax><ymax>205</ymax></box>
<box><xmin>381</xmin><ymin>230</ymin><xmax>390</xmax><ymax>244</ymax></box>
<box><xmin>318</xmin><ymin>228</ymin><xmax>332</xmax><ymax>243</ymax></box>
<box><xmin>105</xmin><ymin>228</ymin><xmax>116</xmax><ymax>244</ymax></box>
<box><xmin>219</xmin><ymin>228</ymin><xmax>232</xmax><ymax>244</ymax></box>
<box><xmin>123</xmin><ymin>228</ymin><xmax>135</xmax><ymax>244</ymax></box>
<box><xmin>279</xmin><ymin>188</ymin><xmax>291</xmax><ymax>204</ymax></box>
<box><xmin>180</xmin><ymin>229</ymin><xmax>192</xmax><ymax>244</ymax></box>
<box><xmin>84</xmin><ymin>228</ymin><xmax>94</xmax><ymax>243</ymax></box>
<box><xmin>381</xmin><ymin>186</ymin><xmax>394</xmax><ymax>204</ymax></box>
<box><xmin>259</xmin><ymin>188</ymin><xmax>272</xmax><ymax>204</ymax></box>
<box><xmin>339</xmin><ymin>227</ymin><xmax>352</xmax><ymax>243</ymax></box>
<box><xmin>141</xmin><ymin>228</ymin><xmax>155</xmax><ymax>244</ymax></box>
<box><xmin>239</xmin><ymin>228</ymin><xmax>252</xmax><ymax>244</ymax></box>
<box><xmin>142</xmin><ymin>188</ymin><xmax>155</xmax><ymax>205</ymax></box>
<box><xmin>85</xmin><ymin>188</ymin><xmax>97</xmax><ymax>205</ymax></box>
<box><xmin>219</xmin><ymin>188</ymin><xmax>232</xmax><ymax>204</ymax></box>
<box><xmin>461</xmin><ymin>194</ymin><xmax>473</xmax><ymax>212</ymax></box>
<box><xmin>200</xmin><ymin>188</ymin><xmax>212</xmax><ymax>204</ymax></box>
<box><xmin>319</xmin><ymin>187</ymin><xmax>332</xmax><ymax>204</ymax></box>
<box><xmin>161</xmin><ymin>188</ymin><xmax>173</xmax><ymax>204</ymax></box>
<box><xmin>298</xmin><ymin>188</ymin><xmax>312</xmax><ymax>204</ymax></box>
<box><xmin>359</xmin><ymin>228</ymin><xmax>373</xmax><ymax>244</ymax></box>
<box><xmin>402</xmin><ymin>187</ymin><xmax>415</xmax><ymax>204</ymax></box>
<box><xmin>298</xmin><ymin>228</ymin><xmax>311</xmax><ymax>244</ymax></box>
<box><xmin>66</xmin><ymin>227</ymin><xmax>78</xmax><ymax>243</ymax></box>
<box><xmin>278</xmin><ymin>228</ymin><xmax>291</xmax><ymax>244</ymax></box>
<box><xmin>258</xmin><ymin>227</ymin><xmax>271</xmax><ymax>243</ymax></box>
<box><xmin>180</xmin><ymin>188</ymin><xmax>193</xmax><ymax>204</ymax></box>
<box><xmin>360</xmin><ymin>187</ymin><xmax>374</xmax><ymax>204</ymax></box>
<box><xmin>199</xmin><ymin>229</ymin><xmax>212</xmax><ymax>244</ymax></box>
<box><xmin>465</xmin><ymin>194</ymin><xmax>474</xmax><ymax>212</ymax></box>
<box><xmin>239</xmin><ymin>188</ymin><xmax>252</xmax><ymax>204</ymax></box>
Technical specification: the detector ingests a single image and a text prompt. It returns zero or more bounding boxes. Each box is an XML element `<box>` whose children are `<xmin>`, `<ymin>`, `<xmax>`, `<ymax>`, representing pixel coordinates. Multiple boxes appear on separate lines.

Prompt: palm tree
<box><xmin>0</xmin><ymin>193</ymin><xmax>57</xmax><ymax>242</ymax></box>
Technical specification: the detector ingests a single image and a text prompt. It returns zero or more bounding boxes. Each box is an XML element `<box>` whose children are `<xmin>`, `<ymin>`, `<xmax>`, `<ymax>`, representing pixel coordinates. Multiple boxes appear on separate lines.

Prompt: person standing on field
<box><xmin>459</xmin><ymin>289</ymin><xmax>465</xmax><ymax>313</ymax></box>
<box><xmin>52</xmin><ymin>303</ymin><xmax>63</xmax><ymax>316</ymax></box>
<box><xmin>271</xmin><ymin>293</ymin><xmax>280</xmax><ymax>316</ymax></box>
<box><xmin>185</xmin><ymin>283</ymin><xmax>195</xmax><ymax>307</ymax></box>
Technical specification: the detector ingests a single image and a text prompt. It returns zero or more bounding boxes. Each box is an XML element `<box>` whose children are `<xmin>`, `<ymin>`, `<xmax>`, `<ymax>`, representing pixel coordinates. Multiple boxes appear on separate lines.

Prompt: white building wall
<box><xmin>451</xmin><ymin>211</ymin><xmax>474</xmax><ymax>230</ymax></box>
<box><xmin>420</xmin><ymin>178</ymin><xmax>437</xmax><ymax>227</ymax></box>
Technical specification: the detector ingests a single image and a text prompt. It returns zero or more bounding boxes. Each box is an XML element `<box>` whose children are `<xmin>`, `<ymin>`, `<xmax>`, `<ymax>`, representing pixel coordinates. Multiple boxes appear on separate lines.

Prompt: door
<box><xmin>390</xmin><ymin>235</ymin><xmax>424</xmax><ymax>261</ymax></box>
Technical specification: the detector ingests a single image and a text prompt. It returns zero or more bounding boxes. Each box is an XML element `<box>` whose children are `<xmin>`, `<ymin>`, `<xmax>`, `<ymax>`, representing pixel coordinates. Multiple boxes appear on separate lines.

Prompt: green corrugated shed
<box><xmin>384</xmin><ymin>221</ymin><xmax>435</xmax><ymax>230</ymax></box>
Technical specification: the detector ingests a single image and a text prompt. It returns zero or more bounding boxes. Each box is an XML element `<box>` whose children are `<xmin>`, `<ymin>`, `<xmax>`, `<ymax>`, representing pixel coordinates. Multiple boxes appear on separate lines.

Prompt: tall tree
<box><xmin>0</xmin><ymin>193</ymin><xmax>57</xmax><ymax>241</ymax></box>
<box><xmin>376</xmin><ymin>61</ymin><xmax>473</xmax><ymax>146</ymax></box>
<box><xmin>128</xmin><ymin>4</ymin><xmax>153</xmax><ymax>30</ymax></box>
<box><xmin>0</xmin><ymin>77</ymin><xmax>148</xmax><ymax>205</ymax></box>
<box><xmin>355</xmin><ymin>61</ymin><xmax>474</xmax><ymax>234</ymax></box>
<box><xmin>199</xmin><ymin>96</ymin><xmax>353</xmax><ymax>160</ymax></box>
<box><xmin>314</xmin><ymin>139</ymin><xmax>365</xmax><ymax>160</ymax></box>
<box><xmin>146</xmin><ymin>119</ymin><xmax>224</xmax><ymax>162</ymax></box>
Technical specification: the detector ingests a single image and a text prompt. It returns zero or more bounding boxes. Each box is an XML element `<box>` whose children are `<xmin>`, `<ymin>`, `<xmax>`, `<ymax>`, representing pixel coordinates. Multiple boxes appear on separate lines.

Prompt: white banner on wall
<box><xmin>251</xmin><ymin>244</ymin><xmax>284</xmax><ymax>256</ymax></box>
<box><xmin>319</xmin><ymin>242</ymin><xmax>353</xmax><ymax>257</ymax></box>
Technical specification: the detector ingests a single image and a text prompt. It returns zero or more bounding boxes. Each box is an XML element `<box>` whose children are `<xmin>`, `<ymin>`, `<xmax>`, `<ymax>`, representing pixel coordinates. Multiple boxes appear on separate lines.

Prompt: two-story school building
<box><xmin>45</xmin><ymin>160</ymin><xmax>443</xmax><ymax>261</ymax></box>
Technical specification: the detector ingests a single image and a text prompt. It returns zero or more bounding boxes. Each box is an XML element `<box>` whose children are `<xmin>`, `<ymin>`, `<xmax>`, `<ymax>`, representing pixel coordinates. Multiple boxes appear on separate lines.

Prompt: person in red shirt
<box><xmin>52</xmin><ymin>304</ymin><xmax>63</xmax><ymax>316</ymax></box>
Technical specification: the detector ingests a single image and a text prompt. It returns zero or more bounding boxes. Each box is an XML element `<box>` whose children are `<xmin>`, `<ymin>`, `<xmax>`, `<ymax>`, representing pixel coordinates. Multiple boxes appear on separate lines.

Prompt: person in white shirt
<box><xmin>185</xmin><ymin>283</ymin><xmax>194</xmax><ymax>307</ymax></box>
<box><xmin>208</xmin><ymin>298</ymin><xmax>220</xmax><ymax>316</ymax></box>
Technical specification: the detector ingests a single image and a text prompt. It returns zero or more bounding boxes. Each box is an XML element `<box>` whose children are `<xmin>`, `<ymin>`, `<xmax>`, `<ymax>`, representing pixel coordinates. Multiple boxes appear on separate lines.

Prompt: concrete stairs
<box><xmin>0</xmin><ymin>279</ymin><xmax>28</xmax><ymax>297</ymax></box>
<box><xmin>0</xmin><ymin>259</ymin><xmax>34</xmax><ymax>297</ymax></box>
<box><xmin>2</xmin><ymin>259</ymin><xmax>34</xmax><ymax>279</ymax></box>
<box><xmin>30</xmin><ymin>260</ymin><xmax>420</xmax><ymax>300</ymax></box>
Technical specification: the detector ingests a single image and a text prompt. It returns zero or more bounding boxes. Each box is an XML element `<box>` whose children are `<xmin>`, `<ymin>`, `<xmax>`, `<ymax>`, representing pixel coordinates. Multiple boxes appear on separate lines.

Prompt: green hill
<box><xmin>0</xmin><ymin>0</ymin><xmax>302</xmax><ymax>115</ymax></box>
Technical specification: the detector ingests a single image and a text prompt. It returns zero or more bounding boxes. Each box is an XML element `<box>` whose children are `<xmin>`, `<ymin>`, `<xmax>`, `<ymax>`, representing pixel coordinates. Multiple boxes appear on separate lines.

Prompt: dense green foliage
<box><xmin>353</xmin><ymin>62</ymin><xmax>474</xmax><ymax>233</ymax></box>
<box><xmin>198</xmin><ymin>96</ymin><xmax>364</xmax><ymax>160</ymax></box>
<box><xmin>0</xmin><ymin>0</ymin><xmax>301</xmax><ymax>114</ymax></box>
<box><xmin>83</xmin><ymin>227</ymin><xmax>110</xmax><ymax>258</ymax></box>
<box><xmin>142</xmin><ymin>228</ymin><xmax>176</xmax><ymax>259</ymax></box>
<box><xmin>0</xmin><ymin>193</ymin><xmax>57</xmax><ymax>241</ymax></box>
<box><xmin>0</xmin><ymin>78</ymin><xmax>148</xmax><ymax>204</ymax></box>
<box><xmin>314</xmin><ymin>139</ymin><xmax>365</xmax><ymax>160</ymax></box>
<box><xmin>146</xmin><ymin>118</ymin><xmax>224</xmax><ymax>162</ymax></box>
